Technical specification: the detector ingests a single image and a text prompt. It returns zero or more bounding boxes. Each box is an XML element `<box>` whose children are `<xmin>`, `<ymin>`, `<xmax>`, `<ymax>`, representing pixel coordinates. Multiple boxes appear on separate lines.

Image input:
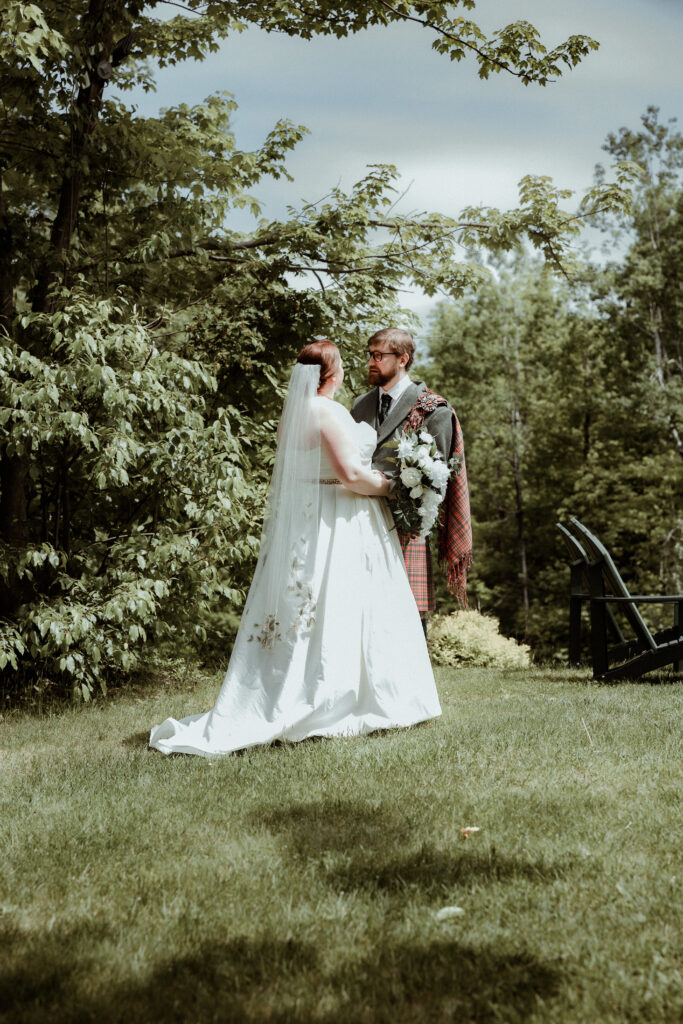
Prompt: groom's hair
<box><xmin>368</xmin><ymin>327</ymin><xmax>415</xmax><ymax>370</ymax></box>
<box><xmin>297</xmin><ymin>338</ymin><xmax>340</xmax><ymax>387</ymax></box>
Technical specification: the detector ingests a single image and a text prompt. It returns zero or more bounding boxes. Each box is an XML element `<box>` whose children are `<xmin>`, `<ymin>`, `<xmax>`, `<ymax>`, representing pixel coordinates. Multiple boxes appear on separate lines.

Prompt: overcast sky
<box><xmin>125</xmin><ymin>0</ymin><xmax>682</xmax><ymax>322</ymax></box>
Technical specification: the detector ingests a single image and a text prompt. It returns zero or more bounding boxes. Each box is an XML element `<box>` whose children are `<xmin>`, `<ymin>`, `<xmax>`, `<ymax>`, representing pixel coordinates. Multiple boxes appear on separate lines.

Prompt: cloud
<box><xmin>117</xmin><ymin>0</ymin><xmax>681</xmax><ymax>319</ymax></box>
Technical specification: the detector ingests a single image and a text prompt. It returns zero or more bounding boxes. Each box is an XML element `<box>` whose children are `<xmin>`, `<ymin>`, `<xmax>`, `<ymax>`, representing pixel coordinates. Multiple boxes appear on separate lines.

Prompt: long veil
<box><xmin>236</xmin><ymin>363</ymin><xmax>322</xmax><ymax>652</ymax></box>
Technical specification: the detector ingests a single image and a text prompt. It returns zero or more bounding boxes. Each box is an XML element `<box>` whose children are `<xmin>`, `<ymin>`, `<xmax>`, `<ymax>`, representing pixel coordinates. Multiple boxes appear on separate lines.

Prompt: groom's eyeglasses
<box><xmin>366</xmin><ymin>350</ymin><xmax>399</xmax><ymax>363</ymax></box>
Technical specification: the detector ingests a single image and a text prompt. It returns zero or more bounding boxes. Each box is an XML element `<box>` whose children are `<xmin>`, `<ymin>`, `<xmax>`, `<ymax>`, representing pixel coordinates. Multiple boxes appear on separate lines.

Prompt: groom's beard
<box><xmin>367</xmin><ymin>365</ymin><xmax>394</xmax><ymax>388</ymax></box>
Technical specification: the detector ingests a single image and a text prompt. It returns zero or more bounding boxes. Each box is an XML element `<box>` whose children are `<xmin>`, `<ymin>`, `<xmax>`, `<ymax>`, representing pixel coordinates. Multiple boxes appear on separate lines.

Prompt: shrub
<box><xmin>428</xmin><ymin>609</ymin><xmax>531</xmax><ymax>669</ymax></box>
<box><xmin>0</xmin><ymin>293</ymin><xmax>262</xmax><ymax>700</ymax></box>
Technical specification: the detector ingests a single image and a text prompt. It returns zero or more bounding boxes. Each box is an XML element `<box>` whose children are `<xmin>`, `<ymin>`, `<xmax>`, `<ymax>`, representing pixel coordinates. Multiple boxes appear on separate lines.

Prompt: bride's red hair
<box><xmin>297</xmin><ymin>339</ymin><xmax>340</xmax><ymax>388</ymax></box>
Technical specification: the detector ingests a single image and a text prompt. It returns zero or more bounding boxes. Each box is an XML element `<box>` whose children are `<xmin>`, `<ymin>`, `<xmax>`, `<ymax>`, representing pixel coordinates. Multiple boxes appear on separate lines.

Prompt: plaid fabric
<box><xmin>405</xmin><ymin>390</ymin><xmax>473</xmax><ymax>606</ymax></box>
<box><xmin>399</xmin><ymin>532</ymin><xmax>434</xmax><ymax>613</ymax></box>
<box><xmin>437</xmin><ymin>411</ymin><xmax>472</xmax><ymax>605</ymax></box>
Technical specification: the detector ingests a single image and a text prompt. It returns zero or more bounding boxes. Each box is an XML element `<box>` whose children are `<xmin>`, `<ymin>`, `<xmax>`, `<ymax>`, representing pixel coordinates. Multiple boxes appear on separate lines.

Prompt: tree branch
<box><xmin>378</xmin><ymin>1</ymin><xmax>523</xmax><ymax>79</ymax></box>
<box><xmin>0</xmin><ymin>166</ymin><xmax>13</xmax><ymax>335</ymax></box>
<box><xmin>75</xmin><ymin>218</ymin><xmax>489</xmax><ymax>271</ymax></box>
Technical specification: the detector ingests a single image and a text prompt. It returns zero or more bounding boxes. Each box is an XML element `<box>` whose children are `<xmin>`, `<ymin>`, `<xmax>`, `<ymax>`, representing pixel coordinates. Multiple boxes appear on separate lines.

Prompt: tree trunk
<box><xmin>0</xmin><ymin>455</ymin><xmax>28</xmax><ymax>545</ymax></box>
<box><xmin>31</xmin><ymin>3</ymin><xmax>134</xmax><ymax>313</ymax></box>
<box><xmin>0</xmin><ymin>455</ymin><xmax>30</xmax><ymax>616</ymax></box>
<box><xmin>0</xmin><ymin>165</ymin><xmax>28</xmax><ymax>587</ymax></box>
<box><xmin>0</xmin><ymin>167</ymin><xmax>13</xmax><ymax>336</ymax></box>
<box><xmin>649</xmin><ymin>300</ymin><xmax>683</xmax><ymax>456</ymax></box>
<box><xmin>583</xmin><ymin>411</ymin><xmax>591</xmax><ymax>461</ymax></box>
<box><xmin>505</xmin><ymin>326</ymin><xmax>530</xmax><ymax>628</ymax></box>
<box><xmin>32</xmin><ymin>80</ymin><xmax>107</xmax><ymax>313</ymax></box>
<box><xmin>62</xmin><ymin>459</ymin><xmax>71</xmax><ymax>559</ymax></box>
<box><xmin>582</xmin><ymin>347</ymin><xmax>591</xmax><ymax>461</ymax></box>
<box><xmin>0</xmin><ymin>166</ymin><xmax>28</xmax><ymax>597</ymax></box>
<box><xmin>512</xmin><ymin>446</ymin><xmax>530</xmax><ymax>627</ymax></box>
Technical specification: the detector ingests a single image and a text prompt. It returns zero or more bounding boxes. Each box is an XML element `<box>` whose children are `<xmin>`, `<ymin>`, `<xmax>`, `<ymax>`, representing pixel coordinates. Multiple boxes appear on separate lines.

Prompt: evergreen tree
<box><xmin>425</xmin><ymin>111</ymin><xmax>683</xmax><ymax>655</ymax></box>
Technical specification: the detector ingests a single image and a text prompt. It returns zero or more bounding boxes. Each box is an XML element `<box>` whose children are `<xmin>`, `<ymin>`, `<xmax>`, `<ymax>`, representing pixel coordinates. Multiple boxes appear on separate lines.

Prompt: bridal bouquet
<box><xmin>386</xmin><ymin>427</ymin><xmax>461</xmax><ymax>538</ymax></box>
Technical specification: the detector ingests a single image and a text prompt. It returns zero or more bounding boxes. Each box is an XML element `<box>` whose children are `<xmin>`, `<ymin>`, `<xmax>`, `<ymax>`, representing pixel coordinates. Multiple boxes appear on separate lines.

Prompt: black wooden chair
<box><xmin>557</xmin><ymin>518</ymin><xmax>683</xmax><ymax>680</ymax></box>
<box><xmin>556</xmin><ymin>523</ymin><xmax>625</xmax><ymax>666</ymax></box>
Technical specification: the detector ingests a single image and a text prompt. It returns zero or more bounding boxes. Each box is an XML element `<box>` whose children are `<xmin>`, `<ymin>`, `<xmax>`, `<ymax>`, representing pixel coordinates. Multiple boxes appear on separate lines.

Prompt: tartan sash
<box><xmin>404</xmin><ymin>389</ymin><xmax>473</xmax><ymax>606</ymax></box>
<box><xmin>397</xmin><ymin>532</ymin><xmax>434</xmax><ymax>613</ymax></box>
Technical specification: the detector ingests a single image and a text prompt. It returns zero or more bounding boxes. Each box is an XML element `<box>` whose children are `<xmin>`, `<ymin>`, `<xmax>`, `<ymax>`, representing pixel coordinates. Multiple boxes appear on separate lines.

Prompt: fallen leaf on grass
<box><xmin>461</xmin><ymin>826</ymin><xmax>481</xmax><ymax>838</ymax></box>
<box><xmin>435</xmin><ymin>906</ymin><xmax>465</xmax><ymax>921</ymax></box>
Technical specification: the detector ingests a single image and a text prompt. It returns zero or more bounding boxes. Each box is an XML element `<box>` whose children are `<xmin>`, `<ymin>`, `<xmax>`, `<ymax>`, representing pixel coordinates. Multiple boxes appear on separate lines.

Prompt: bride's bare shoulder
<box><xmin>314</xmin><ymin>398</ymin><xmax>351</xmax><ymax>421</ymax></box>
<box><xmin>314</xmin><ymin>399</ymin><xmax>354</xmax><ymax>441</ymax></box>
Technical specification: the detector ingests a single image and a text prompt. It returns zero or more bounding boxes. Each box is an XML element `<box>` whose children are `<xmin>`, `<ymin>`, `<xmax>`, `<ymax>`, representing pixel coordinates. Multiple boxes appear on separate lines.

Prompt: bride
<box><xmin>149</xmin><ymin>339</ymin><xmax>441</xmax><ymax>756</ymax></box>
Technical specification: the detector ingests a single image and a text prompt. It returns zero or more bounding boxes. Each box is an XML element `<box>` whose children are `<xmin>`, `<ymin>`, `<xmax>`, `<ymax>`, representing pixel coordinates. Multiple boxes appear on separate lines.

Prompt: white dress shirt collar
<box><xmin>378</xmin><ymin>374</ymin><xmax>412</xmax><ymax>410</ymax></box>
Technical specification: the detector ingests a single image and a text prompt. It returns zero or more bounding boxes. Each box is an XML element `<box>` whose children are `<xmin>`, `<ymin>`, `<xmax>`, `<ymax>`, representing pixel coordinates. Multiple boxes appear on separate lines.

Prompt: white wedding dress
<box><xmin>149</xmin><ymin>398</ymin><xmax>441</xmax><ymax>756</ymax></box>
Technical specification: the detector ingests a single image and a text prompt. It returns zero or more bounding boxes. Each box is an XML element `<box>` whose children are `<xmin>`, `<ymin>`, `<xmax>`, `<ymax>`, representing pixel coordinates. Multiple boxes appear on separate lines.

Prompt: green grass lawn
<box><xmin>1</xmin><ymin>666</ymin><xmax>681</xmax><ymax>1023</ymax></box>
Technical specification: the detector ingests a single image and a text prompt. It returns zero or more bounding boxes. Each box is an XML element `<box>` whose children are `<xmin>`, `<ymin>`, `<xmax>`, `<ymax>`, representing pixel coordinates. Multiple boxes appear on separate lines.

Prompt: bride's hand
<box><xmin>371</xmin><ymin>471</ymin><xmax>391</xmax><ymax>496</ymax></box>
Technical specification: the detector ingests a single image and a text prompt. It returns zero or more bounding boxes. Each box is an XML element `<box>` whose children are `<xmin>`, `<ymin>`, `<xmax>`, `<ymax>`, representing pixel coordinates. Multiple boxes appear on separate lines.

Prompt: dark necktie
<box><xmin>379</xmin><ymin>392</ymin><xmax>392</xmax><ymax>425</ymax></box>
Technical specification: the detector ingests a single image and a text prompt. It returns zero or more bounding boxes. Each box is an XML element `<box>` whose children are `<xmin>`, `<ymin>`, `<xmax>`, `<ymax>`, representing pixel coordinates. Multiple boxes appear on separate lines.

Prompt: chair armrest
<box><xmin>590</xmin><ymin>595</ymin><xmax>683</xmax><ymax>604</ymax></box>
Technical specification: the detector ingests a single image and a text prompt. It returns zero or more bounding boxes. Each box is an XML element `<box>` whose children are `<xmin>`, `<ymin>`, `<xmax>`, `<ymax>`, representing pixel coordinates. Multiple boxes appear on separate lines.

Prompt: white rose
<box><xmin>409</xmin><ymin>484</ymin><xmax>424</xmax><ymax>499</ymax></box>
<box><xmin>421</xmin><ymin>490</ymin><xmax>441</xmax><ymax>513</ymax></box>
<box><xmin>420</xmin><ymin>518</ymin><xmax>437</xmax><ymax>537</ymax></box>
<box><xmin>397</xmin><ymin>435</ymin><xmax>415</xmax><ymax>459</ymax></box>
<box><xmin>419</xmin><ymin>430</ymin><xmax>434</xmax><ymax>444</ymax></box>
<box><xmin>419</xmin><ymin>506</ymin><xmax>438</xmax><ymax>533</ymax></box>
<box><xmin>400</xmin><ymin>467</ymin><xmax>422</xmax><ymax>487</ymax></box>
<box><xmin>428</xmin><ymin>461</ymin><xmax>450</xmax><ymax>490</ymax></box>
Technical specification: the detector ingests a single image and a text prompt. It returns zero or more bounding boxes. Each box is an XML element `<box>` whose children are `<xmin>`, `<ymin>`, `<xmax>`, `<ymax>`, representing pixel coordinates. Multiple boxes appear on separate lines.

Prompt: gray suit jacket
<box><xmin>351</xmin><ymin>380</ymin><xmax>454</xmax><ymax>481</ymax></box>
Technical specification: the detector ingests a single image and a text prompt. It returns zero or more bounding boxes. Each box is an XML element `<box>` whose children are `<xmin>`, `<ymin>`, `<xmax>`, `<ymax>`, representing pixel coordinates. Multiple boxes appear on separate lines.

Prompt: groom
<box><xmin>351</xmin><ymin>327</ymin><xmax>470</xmax><ymax>629</ymax></box>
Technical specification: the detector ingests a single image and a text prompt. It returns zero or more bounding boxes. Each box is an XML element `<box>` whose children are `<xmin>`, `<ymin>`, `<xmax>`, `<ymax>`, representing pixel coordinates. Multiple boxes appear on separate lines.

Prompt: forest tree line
<box><xmin>424</xmin><ymin>108</ymin><xmax>683</xmax><ymax>655</ymax></box>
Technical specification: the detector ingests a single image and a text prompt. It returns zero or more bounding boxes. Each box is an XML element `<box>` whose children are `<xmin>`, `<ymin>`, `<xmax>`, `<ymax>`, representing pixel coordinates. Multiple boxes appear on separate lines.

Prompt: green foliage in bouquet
<box><xmin>428</xmin><ymin>610</ymin><xmax>531</xmax><ymax>669</ymax></box>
